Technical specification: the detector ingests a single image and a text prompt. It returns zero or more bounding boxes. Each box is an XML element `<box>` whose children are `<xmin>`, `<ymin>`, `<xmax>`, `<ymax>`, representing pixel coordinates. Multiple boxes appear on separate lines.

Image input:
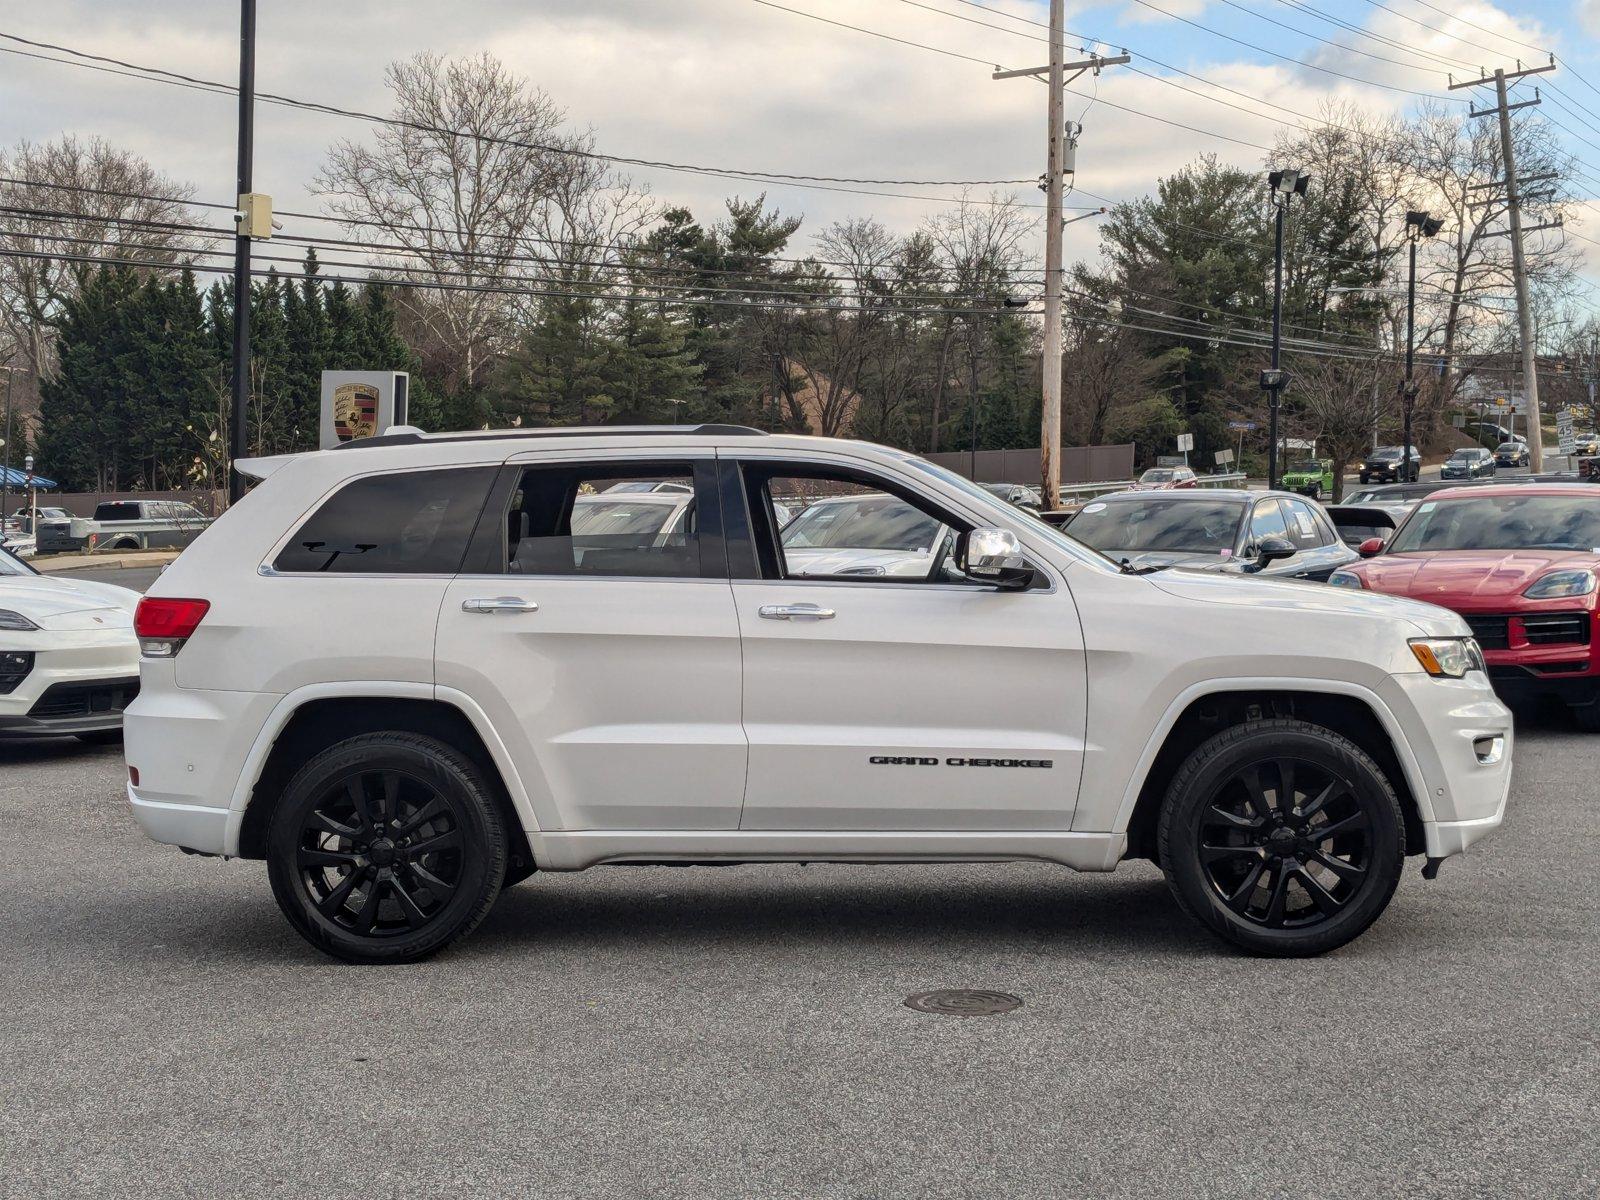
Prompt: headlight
<box><xmin>1523</xmin><ymin>569</ymin><xmax>1596</xmax><ymax>599</ymax></box>
<box><xmin>1409</xmin><ymin>637</ymin><xmax>1486</xmax><ymax>678</ymax></box>
<box><xmin>1327</xmin><ymin>570</ymin><xmax>1364</xmax><ymax>590</ymax></box>
<box><xmin>0</xmin><ymin>609</ymin><xmax>39</xmax><ymax>631</ymax></box>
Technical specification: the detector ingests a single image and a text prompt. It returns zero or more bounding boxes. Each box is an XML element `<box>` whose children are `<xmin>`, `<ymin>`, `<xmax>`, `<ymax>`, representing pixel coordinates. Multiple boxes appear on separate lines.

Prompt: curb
<box><xmin>31</xmin><ymin>551</ymin><xmax>181</xmax><ymax>573</ymax></box>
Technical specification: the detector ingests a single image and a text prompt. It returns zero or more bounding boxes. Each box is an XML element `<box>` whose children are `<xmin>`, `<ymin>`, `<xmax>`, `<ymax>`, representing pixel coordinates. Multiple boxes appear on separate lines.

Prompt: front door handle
<box><xmin>759</xmin><ymin>603</ymin><xmax>836</xmax><ymax>621</ymax></box>
<box><xmin>462</xmin><ymin>596</ymin><xmax>539</xmax><ymax>615</ymax></box>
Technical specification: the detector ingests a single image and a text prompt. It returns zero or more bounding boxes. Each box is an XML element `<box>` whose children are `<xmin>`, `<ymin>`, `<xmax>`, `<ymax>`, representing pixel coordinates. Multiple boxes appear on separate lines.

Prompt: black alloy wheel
<box><xmin>267</xmin><ymin>732</ymin><xmax>507</xmax><ymax>963</ymax></box>
<box><xmin>1158</xmin><ymin>719</ymin><xmax>1404</xmax><ymax>956</ymax></box>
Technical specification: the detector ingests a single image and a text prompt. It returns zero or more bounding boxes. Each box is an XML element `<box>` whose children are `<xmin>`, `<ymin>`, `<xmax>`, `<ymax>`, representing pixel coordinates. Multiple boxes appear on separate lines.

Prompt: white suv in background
<box><xmin>125</xmin><ymin>425</ymin><xmax>1514</xmax><ymax>963</ymax></box>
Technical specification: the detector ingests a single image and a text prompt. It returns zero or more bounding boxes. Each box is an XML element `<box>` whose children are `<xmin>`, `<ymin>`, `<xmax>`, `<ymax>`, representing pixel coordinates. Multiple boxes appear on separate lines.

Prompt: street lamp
<box><xmin>1402</xmin><ymin>210</ymin><xmax>1444</xmax><ymax>482</ymax></box>
<box><xmin>1265</xmin><ymin>168</ymin><xmax>1311</xmax><ymax>489</ymax></box>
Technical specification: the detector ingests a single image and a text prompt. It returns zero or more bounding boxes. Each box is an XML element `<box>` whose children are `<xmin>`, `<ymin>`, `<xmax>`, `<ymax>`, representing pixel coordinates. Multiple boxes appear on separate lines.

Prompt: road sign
<box><xmin>1176</xmin><ymin>433</ymin><xmax>1194</xmax><ymax>452</ymax></box>
<box><xmin>1226</xmin><ymin>420</ymin><xmax>1256</xmax><ymax>432</ymax></box>
<box><xmin>1558</xmin><ymin>409</ymin><xmax>1576</xmax><ymax>455</ymax></box>
<box><xmin>1214</xmin><ymin>449</ymin><xmax>1235</xmax><ymax>465</ymax></box>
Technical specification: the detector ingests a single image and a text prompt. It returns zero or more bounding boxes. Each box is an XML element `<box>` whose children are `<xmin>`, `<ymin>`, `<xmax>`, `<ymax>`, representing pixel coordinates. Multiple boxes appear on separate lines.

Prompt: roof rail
<box><xmin>330</xmin><ymin>423</ymin><xmax>768</xmax><ymax>450</ymax></box>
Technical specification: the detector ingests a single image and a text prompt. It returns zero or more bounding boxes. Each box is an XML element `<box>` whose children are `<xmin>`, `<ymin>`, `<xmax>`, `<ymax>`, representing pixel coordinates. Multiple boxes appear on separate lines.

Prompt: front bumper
<box><xmin>1384</xmin><ymin>672</ymin><xmax>1514</xmax><ymax>858</ymax></box>
<box><xmin>0</xmin><ymin>628</ymin><xmax>140</xmax><ymax>738</ymax></box>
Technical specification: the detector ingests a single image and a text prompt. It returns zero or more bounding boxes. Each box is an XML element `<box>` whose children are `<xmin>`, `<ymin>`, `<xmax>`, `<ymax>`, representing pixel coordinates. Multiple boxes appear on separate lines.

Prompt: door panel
<box><xmin>733</xmin><ymin>580</ymin><xmax>1086</xmax><ymax>832</ymax></box>
<box><xmin>435</xmin><ymin>456</ymin><xmax>746</xmax><ymax>832</ymax></box>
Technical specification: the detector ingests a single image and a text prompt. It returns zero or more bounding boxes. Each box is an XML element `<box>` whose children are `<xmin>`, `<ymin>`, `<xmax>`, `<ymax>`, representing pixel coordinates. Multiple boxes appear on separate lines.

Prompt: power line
<box><xmin>1216</xmin><ymin>0</ymin><xmax>1480</xmax><ymax>76</ymax></box>
<box><xmin>0</xmin><ymin>30</ymin><xmax>1039</xmax><ymax>195</ymax></box>
<box><xmin>1355</xmin><ymin>0</ymin><xmax>1545</xmax><ymax>61</ymax></box>
<box><xmin>1401</xmin><ymin>0</ymin><xmax>1551</xmax><ymax>57</ymax></box>
<box><xmin>1118</xmin><ymin>0</ymin><xmax>1465</xmax><ymax>103</ymax></box>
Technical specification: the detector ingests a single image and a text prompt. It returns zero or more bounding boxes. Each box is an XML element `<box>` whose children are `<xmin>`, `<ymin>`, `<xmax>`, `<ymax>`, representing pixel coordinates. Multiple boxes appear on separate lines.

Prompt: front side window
<box><xmin>503</xmin><ymin>463</ymin><xmax>702</xmax><ymax>578</ymax></box>
<box><xmin>274</xmin><ymin>467</ymin><xmax>497</xmax><ymax>574</ymax></box>
<box><xmin>743</xmin><ymin>467</ymin><xmax>963</xmax><ymax>582</ymax></box>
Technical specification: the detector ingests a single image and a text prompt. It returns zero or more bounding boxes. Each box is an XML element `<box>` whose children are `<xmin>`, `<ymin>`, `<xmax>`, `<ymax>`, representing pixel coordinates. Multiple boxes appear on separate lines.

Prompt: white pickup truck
<box><xmin>68</xmin><ymin>499</ymin><xmax>213</xmax><ymax>553</ymax></box>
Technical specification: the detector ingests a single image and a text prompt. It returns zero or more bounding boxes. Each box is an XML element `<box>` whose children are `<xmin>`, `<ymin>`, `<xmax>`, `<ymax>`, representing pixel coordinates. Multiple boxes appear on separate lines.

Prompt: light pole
<box><xmin>1403</xmin><ymin>210</ymin><xmax>1444</xmax><ymax>482</ymax></box>
<box><xmin>0</xmin><ymin>364</ymin><xmax>14</xmax><ymax>521</ymax></box>
<box><xmin>229</xmin><ymin>0</ymin><xmax>258</xmax><ymax>504</ymax></box>
<box><xmin>1264</xmin><ymin>168</ymin><xmax>1310</xmax><ymax>490</ymax></box>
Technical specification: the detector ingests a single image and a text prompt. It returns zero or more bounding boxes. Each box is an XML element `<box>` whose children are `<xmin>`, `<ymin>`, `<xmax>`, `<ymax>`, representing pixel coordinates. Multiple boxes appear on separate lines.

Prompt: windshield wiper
<box><xmin>1117</xmin><ymin>556</ymin><xmax>1171</xmax><ymax>575</ymax></box>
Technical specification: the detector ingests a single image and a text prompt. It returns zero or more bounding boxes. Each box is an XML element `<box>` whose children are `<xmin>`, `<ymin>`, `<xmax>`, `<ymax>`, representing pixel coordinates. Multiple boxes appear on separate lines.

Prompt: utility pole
<box><xmin>1263</xmin><ymin>169</ymin><xmax>1310</xmax><ymax>490</ymax></box>
<box><xmin>229</xmin><ymin>0</ymin><xmax>258</xmax><ymax>504</ymax></box>
<box><xmin>994</xmin><ymin>17</ymin><xmax>1128</xmax><ymax>509</ymax></box>
<box><xmin>1451</xmin><ymin>60</ymin><xmax>1560</xmax><ymax>473</ymax></box>
<box><xmin>0</xmin><ymin>364</ymin><xmax>13</xmax><ymax>520</ymax></box>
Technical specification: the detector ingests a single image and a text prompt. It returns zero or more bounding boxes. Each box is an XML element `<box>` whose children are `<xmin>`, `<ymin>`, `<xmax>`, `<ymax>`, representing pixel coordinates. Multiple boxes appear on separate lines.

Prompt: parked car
<box><xmin>1324</xmin><ymin>504</ymin><xmax>1401</xmax><ymax>549</ymax></box>
<box><xmin>9</xmin><ymin>506</ymin><xmax>80</xmax><ymax>554</ymax></box>
<box><xmin>1494</xmin><ymin>441</ymin><xmax>1530</xmax><ymax>468</ymax></box>
<box><xmin>1358</xmin><ymin>445</ymin><xmax>1420</xmax><ymax>484</ymax></box>
<box><xmin>777</xmin><ymin>491</ymin><xmax>952</xmax><ymax>578</ymax></box>
<box><xmin>1130</xmin><ymin>466</ymin><xmax>1197</xmax><ymax>490</ymax></box>
<box><xmin>979</xmin><ymin>482</ymin><xmax>1043</xmax><ymax>512</ymax></box>
<box><xmin>0</xmin><ymin>543</ymin><xmax>140</xmax><ymax>742</ymax></box>
<box><xmin>1064</xmin><ymin>489</ymin><xmax>1358</xmax><ymax>581</ymax></box>
<box><xmin>1440</xmin><ymin>447</ymin><xmax>1496</xmax><ymax>480</ymax></box>
<box><xmin>1571</xmin><ymin>432</ymin><xmax>1600</xmax><ymax>456</ymax></box>
<box><xmin>1331</xmin><ymin>484</ymin><xmax>1600</xmax><ymax>728</ymax></box>
<box><xmin>126</xmin><ymin>424</ymin><xmax>1512</xmax><ymax>963</ymax></box>
<box><xmin>1281</xmin><ymin>458</ymin><xmax>1335</xmax><ymax>501</ymax></box>
<box><xmin>69</xmin><ymin>499</ymin><xmax>213</xmax><ymax>552</ymax></box>
<box><xmin>1465</xmin><ymin>421</ymin><xmax>1522</xmax><ymax>450</ymax></box>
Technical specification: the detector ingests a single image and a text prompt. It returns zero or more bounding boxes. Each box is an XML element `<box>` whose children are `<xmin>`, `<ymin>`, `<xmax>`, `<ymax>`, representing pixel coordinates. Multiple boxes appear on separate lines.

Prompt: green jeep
<box><xmin>1281</xmin><ymin>458</ymin><xmax>1334</xmax><ymax>500</ymax></box>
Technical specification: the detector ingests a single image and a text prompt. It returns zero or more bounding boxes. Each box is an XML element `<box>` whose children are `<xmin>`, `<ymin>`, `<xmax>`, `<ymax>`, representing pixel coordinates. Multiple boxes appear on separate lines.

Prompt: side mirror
<box><xmin>1358</xmin><ymin>537</ymin><xmax>1385</xmax><ymax>558</ymax></box>
<box><xmin>957</xmin><ymin>528</ymin><xmax>1035</xmax><ymax>590</ymax></box>
<box><xmin>1245</xmin><ymin>535</ymin><xmax>1296</xmax><ymax>572</ymax></box>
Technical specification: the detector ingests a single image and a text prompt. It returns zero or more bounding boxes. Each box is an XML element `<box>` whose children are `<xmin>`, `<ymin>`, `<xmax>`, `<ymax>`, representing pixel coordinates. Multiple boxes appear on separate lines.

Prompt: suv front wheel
<box><xmin>1157</xmin><ymin>719</ymin><xmax>1404</xmax><ymax>956</ymax></box>
<box><xmin>266</xmin><ymin>732</ymin><xmax>508</xmax><ymax>964</ymax></box>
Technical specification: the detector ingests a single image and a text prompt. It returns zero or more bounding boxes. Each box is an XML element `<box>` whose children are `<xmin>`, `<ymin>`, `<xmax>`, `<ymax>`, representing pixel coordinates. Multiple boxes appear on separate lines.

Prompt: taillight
<box><xmin>134</xmin><ymin>597</ymin><xmax>210</xmax><ymax>658</ymax></box>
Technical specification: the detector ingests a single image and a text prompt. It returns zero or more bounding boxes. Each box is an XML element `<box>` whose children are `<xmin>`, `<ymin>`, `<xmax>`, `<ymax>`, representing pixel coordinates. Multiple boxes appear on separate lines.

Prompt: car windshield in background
<box><xmin>781</xmin><ymin>496</ymin><xmax>939</xmax><ymax>552</ymax></box>
<box><xmin>1289</xmin><ymin>462</ymin><xmax>1320</xmax><ymax>474</ymax></box>
<box><xmin>1389</xmin><ymin>495</ymin><xmax>1600</xmax><ymax>553</ymax></box>
<box><xmin>1140</xmin><ymin>470</ymin><xmax>1177</xmax><ymax>483</ymax></box>
<box><xmin>1370</xmin><ymin>448</ymin><xmax>1401</xmax><ymax>460</ymax></box>
<box><xmin>570</xmin><ymin>500</ymin><xmax>680</xmax><ymax>537</ymax></box>
<box><xmin>1069</xmin><ymin>499</ymin><xmax>1241</xmax><ymax>555</ymax></box>
<box><xmin>1446</xmin><ymin>451</ymin><xmax>1474</xmax><ymax>462</ymax></box>
<box><xmin>0</xmin><ymin>546</ymin><xmax>38</xmax><ymax>575</ymax></box>
<box><xmin>1496</xmin><ymin>443</ymin><xmax>1521</xmax><ymax>453</ymax></box>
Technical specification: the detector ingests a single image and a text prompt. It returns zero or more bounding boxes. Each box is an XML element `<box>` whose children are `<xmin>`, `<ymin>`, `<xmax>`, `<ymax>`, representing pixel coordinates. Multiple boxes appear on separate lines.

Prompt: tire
<box><xmin>74</xmin><ymin>729</ymin><xmax>123</xmax><ymax>746</ymax></box>
<box><xmin>1358</xmin><ymin>474</ymin><xmax>1368</xmax><ymax>484</ymax></box>
<box><xmin>1571</xmin><ymin>704</ymin><xmax>1600</xmax><ymax>733</ymax></box>
<box><xmin>1157</xmin><ymin>719</ymin><xmax>1405</xmax><ymax>957</ymax></box>
<box><xmin>267</xmin><ymin>731</ymin><xmax>507</xmax><ymax>964</ymax></box>
<box><xmin>1308</xmin><ymin>483</ymin><xmax>1322</xmax><ymax>501</ymax></box>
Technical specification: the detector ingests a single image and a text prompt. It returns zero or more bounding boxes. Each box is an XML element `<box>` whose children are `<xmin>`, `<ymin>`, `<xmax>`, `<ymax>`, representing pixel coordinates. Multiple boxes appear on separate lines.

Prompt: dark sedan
<box><xmin>1495</xmin><ymin>441</ymin><xmax>1530</xmax><ymax>468</ymax></box>
<box><xmin>1441</xmin><ymin>447</ymin><xmax>1496</xmax><ymax>479</ymax></box>
<box><xmin>1065</xmin><ymin>489</ymin><xmax>1357</xmax><ymax>581</ymax></box>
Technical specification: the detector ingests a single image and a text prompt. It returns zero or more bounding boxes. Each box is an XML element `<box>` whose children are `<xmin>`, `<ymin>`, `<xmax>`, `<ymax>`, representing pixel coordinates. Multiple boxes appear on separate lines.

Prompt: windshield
<box><xmin>781</xmin><ymin>496</ymin><xmax>940</xmax><ymax>552</ymax></box>
<box><xmin>0</xmin><ymin>546</ymin><xmax>38</xmax><ymax>576</ymax></box>
<box><xmin>1496</xmin><ymin>443</ymin><xmax>1520</xmax><ymax>453</ymax></box>
<box><xmin>1288</xmin><ymin>461</ymin><xmax>1321</xmax><ymax>474</ymax></box>
<box><xmin>1068</xmin><ymin>499</ymin><xmax>1242</xmax><ymax>555</ymax></box>
<box><xmin>570</xmin><ymin>500</ymin><xmax>681</xmax><ymax>537</ymax></box>
<box><xmin>1390</xmin><ymin>494</ymin><xmax>1600</xmax><ymax>552</ymax></box>
<box><xmin>1370</xmin><ymin>448</ymin><xmax>1400</xmax><ymax>460</ymax></box>
<box><xmin>1447</xmin><ymin>451</ymin><xmax>1475</xmax><ymax>462</ymax></box>
<box><xmin>1139</xmin><ymin>469</ymin><xmax>1176</xmax><ymax>483</ymax></box>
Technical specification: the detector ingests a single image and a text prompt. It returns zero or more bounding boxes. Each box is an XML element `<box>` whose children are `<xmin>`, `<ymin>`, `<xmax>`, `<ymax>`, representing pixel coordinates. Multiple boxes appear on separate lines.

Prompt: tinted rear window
<box><xmin>274</xmin><ymin>468</ymin><xmax>496</xmax><ymax>574</ymax></box>
<box><xmin>94</xmin><ymin>503</ymin><xmax>142</xmax><ymax>522</ymax></box>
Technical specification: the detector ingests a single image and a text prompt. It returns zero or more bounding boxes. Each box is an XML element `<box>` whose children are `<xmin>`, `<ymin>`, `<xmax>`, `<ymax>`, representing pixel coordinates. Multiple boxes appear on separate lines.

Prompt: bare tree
<box><xmin>0</xmin><ymin>136</ymin><xmax>194</xmax><ymax>428</ymax></box>
<box><xmin>317</xmin><ymin>53</ymin><xmax>586</xmax><ymax>396</ymax></box>
<box><xmin>1290</xmin><ymin>351</ymin><xmax>1395</xmax><ymax>502</ymax></box>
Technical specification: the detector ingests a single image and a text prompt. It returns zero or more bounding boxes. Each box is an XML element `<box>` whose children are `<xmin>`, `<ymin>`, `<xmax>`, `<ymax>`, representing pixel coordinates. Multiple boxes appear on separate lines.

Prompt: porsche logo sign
<box><xmin>332</xmin><ymin>383</ymin><xmax>380</xmax><ymax>443</ymax></box>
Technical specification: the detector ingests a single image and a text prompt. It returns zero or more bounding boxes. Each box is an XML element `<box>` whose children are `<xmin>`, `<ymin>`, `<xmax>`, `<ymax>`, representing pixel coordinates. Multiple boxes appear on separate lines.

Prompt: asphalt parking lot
<box><xmin>1</xmin><ymin>713</ymin><xmax>1596</xmax><ymax>1199</ymax></box>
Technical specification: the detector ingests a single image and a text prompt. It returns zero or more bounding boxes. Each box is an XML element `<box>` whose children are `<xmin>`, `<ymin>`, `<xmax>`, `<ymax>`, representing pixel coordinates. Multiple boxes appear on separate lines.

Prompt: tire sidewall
<box><xmin>1160</xmin><ymin>723</ymin><xmax>1405</xmax><ymax>956</ymax></box>
<box><xmin>266</xmin><ymin>734</ymin><xmax>506</xmax><ymax>964</ymax></box>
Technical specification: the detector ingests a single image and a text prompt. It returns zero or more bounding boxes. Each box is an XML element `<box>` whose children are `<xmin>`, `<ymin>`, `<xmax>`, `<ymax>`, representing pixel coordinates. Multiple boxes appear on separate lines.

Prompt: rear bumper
<box><xmin>128</xmin><ymin>784</ymin><xmax>230</xmax><ymax>853</ymax></box>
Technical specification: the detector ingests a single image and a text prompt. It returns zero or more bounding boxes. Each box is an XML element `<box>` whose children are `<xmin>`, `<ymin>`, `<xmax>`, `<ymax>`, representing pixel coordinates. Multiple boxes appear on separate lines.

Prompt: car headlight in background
<box><xmin>0</xmin><ymin>609</ymin><xmax>39</xmax><ymax>631</ymax></box>
<box><xmin>1327</xmin><ymin>570</ymin><xmax>1364</xmax><ymax>589</ymax></box>
<box><xmin>1409</xmin><ymin>637</ymin><xmax>1486</xmax><ymax>678</ymax></box>
<box><xmin>1522</xmin><ymin>569</ymin><xmax>1597</xmax><ymax>599</ymax></box>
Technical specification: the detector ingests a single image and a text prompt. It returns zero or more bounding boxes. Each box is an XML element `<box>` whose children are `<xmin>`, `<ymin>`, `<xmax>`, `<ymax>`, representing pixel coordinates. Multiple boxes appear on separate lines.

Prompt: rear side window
<box><xmin>94</xmin><ymin>502</ymin><xmax>141</xmax><ymax>522</ymax></box>
<box><xmin>501</xmin><ymin>463</ymin><xmax>705</xmax><ymax>578</ymax></box>
<box><xmin>274</xmin><ymin>468</ymin><xmax>496</xmax><ymax>574</ymax></box>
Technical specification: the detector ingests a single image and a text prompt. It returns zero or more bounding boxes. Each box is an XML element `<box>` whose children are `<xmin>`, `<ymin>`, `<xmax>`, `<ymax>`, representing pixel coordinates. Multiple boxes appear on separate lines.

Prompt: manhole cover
<box><xmin>904</xmin><ymin>989</ymin><xmax>1022</xmax><ymax>1017</ymax></box>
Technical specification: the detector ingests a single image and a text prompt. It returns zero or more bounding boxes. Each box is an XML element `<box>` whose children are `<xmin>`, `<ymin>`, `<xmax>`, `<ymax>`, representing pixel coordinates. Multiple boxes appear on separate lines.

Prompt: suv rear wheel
<box><xmin>266</xmin><ymin>732</ymin><xmax>507</xmax><ymax>964</ymax></box>
<box><xmin>1157</xmin><ymin>719</ymin><xmax>1404</xmax><ymax>957</ymax></box>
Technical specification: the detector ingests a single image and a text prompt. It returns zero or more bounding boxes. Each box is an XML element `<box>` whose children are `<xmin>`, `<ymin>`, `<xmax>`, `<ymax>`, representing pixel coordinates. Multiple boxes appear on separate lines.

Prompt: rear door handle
<box><xmin>462</xmin><ymin>596</ymin><xmax>539</xmax><ymax>615</ymax></box>
<box><xmin>759</xmin><ymin>603</ymin><xmax>836</xmax><ymax>621</ymax></box>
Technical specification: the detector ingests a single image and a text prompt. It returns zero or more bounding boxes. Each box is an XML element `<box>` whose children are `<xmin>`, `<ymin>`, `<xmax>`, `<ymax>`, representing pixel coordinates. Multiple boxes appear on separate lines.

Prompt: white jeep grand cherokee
<box><xmin>125</xmin><ymin>426</ymin><xmax>1514</xmax><ymax>962</ymax></box>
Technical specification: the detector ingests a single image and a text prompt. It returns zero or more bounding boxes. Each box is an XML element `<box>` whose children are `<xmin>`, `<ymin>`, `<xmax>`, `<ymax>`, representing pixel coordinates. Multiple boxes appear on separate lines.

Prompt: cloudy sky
<box><xmin>1</xmin><ymin>1</ymin><xmax>1595</xmax><ymax>284</ymax></box>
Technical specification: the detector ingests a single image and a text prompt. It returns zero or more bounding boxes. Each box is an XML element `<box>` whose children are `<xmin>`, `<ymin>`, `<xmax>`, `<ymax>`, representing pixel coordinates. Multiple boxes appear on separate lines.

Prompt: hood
<box><xmin>0</xmin><ymin>575</ymin><xmax>140</xmax><ymax>629</ymax></box>
<box><xmin>1354</xmin><ymin>550</ymin><xmax>1600</xmax><ymax>602</ymax></box>
<box><xmin>782</xmin><ymin>547</ymin><xmax>932</xmax><ymax>577</ymax></box>
<box><xmin>1148</xmin><ymin>566</ymin><xmax>1468</xmax><ymax>637</ymax></box>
